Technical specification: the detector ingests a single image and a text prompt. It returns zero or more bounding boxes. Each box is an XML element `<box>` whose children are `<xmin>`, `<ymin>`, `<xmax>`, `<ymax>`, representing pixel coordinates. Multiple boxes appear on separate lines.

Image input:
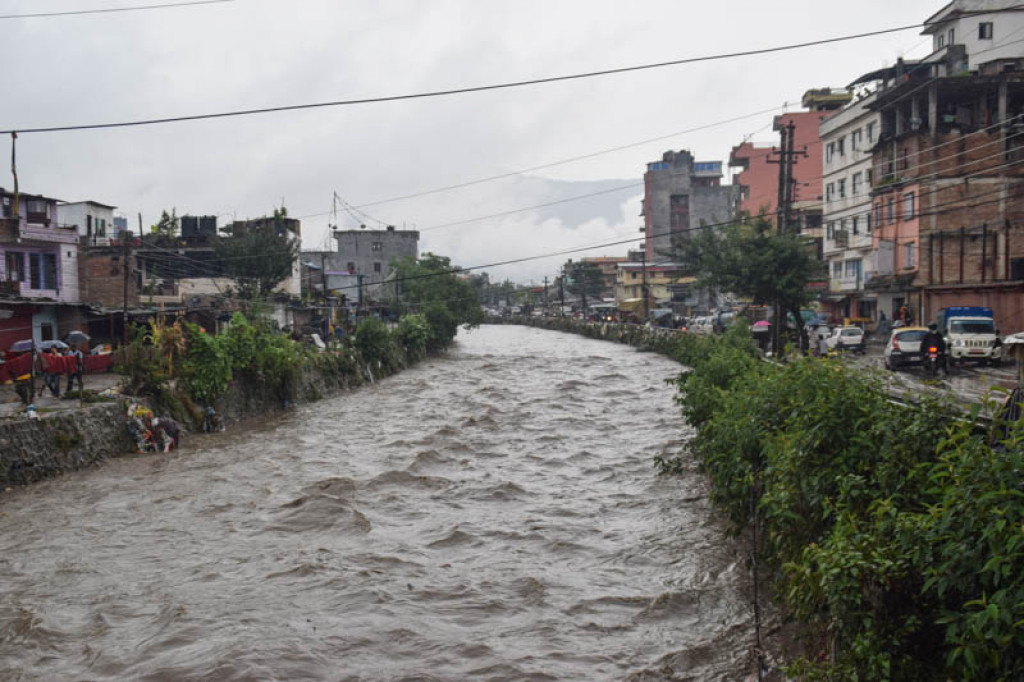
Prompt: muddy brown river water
<box><xmin>0</xmin><ymin>325</ymin><xmax>753</xmax><ymax>681</ymax></box>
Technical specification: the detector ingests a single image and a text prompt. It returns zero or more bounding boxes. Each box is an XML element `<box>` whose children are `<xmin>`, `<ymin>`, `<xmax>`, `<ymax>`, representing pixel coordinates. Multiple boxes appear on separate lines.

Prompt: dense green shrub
<box><xmin>663</xmin><ymin>328</ymin><xmax>1024</xmax><ymax>679</ymax></box>
<box><xmin>353</xmin><ymin>316</ymin><xmax>394</xmax><ymax>368</ymax></box>
<box><xmin>179</xmin><ymin>323</ymin><xmax>232</xmax><ymax>404</ymax></box>
<box><xmin>395</xmin><ymin>313</ymin><xmax>430</xmax><ymax>358</ymax></box>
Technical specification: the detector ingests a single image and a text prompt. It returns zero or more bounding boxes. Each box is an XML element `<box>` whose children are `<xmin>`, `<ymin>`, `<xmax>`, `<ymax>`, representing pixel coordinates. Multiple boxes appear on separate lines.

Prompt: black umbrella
<box><xmin>63</xmin><ymin>330</ymin><xmax>91</xmax><ymax>346</ymax></box>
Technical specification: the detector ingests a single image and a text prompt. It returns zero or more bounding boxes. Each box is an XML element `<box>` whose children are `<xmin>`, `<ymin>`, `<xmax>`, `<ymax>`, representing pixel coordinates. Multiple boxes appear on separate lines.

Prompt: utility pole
<box><xmin>122</xmin><ymin>216</ymin><xmax>134</xmax><ymax>347</ymax></box>
<box><xmin>766</xmin><ymin>120</ymin><xmax>807</xmax><ymax>355</ymax></box>
<box><xmin>640</xmin><ymin>251</ymin><xmax>649</xmax><ymax>323</ymax></box>
<box><xmin>580</xmin><ymin>266</ymin><xmax>588</xmax><ymax>319</ymax></box>
<box><xmin>543</xmin><ymin>276</ymin><xmax>549</xmax><ymax>311</ymax></box>
<box><xmin>558</xmin><ymin>271</ymin><xmax>565</xmax><ymax>313</ymax></box>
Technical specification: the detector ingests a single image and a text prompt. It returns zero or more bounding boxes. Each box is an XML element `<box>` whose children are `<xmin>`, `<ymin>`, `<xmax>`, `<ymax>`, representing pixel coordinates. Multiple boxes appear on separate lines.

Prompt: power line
<box><xmin>0</xmin><ymin>22</ymin><xmax>933</xmax><ymax>135</ymax></box>
<box><xmin>0</xmin><ymin>0</ymin><xmax>235</xmax><ymax>20</ymax></box>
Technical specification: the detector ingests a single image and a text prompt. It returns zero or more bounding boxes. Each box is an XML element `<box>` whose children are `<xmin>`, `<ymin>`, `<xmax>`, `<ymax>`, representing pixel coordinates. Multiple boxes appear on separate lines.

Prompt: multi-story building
<box><xmin>0</xmin><ymin>188</ymin><xmax>83</xmax><ymax>349</ymax></box>
<box><xmin>614</xmin><ymin>261</ymin><xmax>695</xmax><ymax>317</ymax></box>
<box><xmin>730</xmin><ymin>89</ymin><xmax>851</xmax><ymax>235</ymax></box>
<box><xmin>864</xmin><ymin>1</ymin><xmax>1024</xmax><ymax>330</ymax></box>
<box><xmin>820</xmin><ymin>84</ymin><xmax>883</xmax><ymax>324</ymax></box>
<box><xmin>581</xmin><ymin>256</ymin><xmax>626</xmax><ymax>301</ymax></box>
<box><xmin>642</xmin><ymin>151</ymin><xmax>735</xmax><ymax>262</ymax></box>
<box><xmin>323</xmin><ymin>225</ymin><xmax>419</xmax><ymax>303</ymax></box>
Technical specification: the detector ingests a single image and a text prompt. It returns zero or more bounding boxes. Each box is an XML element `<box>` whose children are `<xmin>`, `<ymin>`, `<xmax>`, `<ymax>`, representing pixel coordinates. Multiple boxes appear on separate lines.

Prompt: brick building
<box><xmin>866</xmin><ymin>11</ymin><xmax>1024</xmax><ymax>331</ymax></box>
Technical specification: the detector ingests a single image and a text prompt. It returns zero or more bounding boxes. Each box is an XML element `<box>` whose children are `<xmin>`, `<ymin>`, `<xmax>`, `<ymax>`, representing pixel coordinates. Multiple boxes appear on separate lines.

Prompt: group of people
<box><xmin>10</xmin><ymin>344</ymin><xmax>85</xmax><ymax>405</ymax></box>
<box><xmin>126</xmin><ymin>402</ymin><xmax>182</xmax><ymax>453</ymax></box>
<box><xmin>38</xmin><ymin>344</ymin><xmax>85</xmax><ymax>399</ymax></box>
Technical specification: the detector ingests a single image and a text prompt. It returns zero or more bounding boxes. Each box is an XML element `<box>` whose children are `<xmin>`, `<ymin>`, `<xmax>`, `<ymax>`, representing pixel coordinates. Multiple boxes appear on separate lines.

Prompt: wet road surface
<box><xmin>0</xmin><ymin>325</ymin><xmax>753</xmax><ymax>681</ymax></box>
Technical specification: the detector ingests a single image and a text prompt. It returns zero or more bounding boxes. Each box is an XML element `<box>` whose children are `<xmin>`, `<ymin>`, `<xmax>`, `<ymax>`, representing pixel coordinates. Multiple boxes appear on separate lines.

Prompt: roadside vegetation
<box><xmin>115</xmin><ymin>255</ymin><xmax>483</xmax><ymax>427</ymax></box>
<box><xmin>654</xmin><ymin>324</ymin><xmax>1024</xmax><ymax>680</ymax></box>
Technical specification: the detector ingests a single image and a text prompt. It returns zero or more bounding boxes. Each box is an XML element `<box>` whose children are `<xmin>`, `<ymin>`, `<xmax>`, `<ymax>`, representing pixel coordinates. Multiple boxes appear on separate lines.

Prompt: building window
<box><xmin>948</xmin><ymin>28</ymin><xmax>955</xmax><ymax>45</ymax></box>
<box><xmin>5</xmin><ymin>251</ymin><xmax>24</xmax><ymax>281</ymax></box>
<box><xmin>845</xmin><ymin>259</ymin><xmax>862</xmax><ymax>279</ymax></box>
<box><xmin>827</xmin><ymin>221</ymin><xmax>835</xmax><ymax>240</ymax></box>
<box><xmin>866</xmin><ymin>121</ymin><xmax>876</xmax><ymax>144</ymax></box>
<box><xmin>371</xmin><ymin>241</ymin><xmax>383</xmax><ymax>252</ymax></box>
<box><xmin>866</xmin><ymin>212</ymin><xmax>873</xmax><ymax>233</ymax></box>
<box><xmin>826</xmin><ymin>143</ymin><xmax>834</xmax><ymax>163</ymax></box>
<box><xmin>29</xmin><ymin>253</ymin><xmax>57</xmax><ymax>290</ymax></box>
<box><xmin>852</xmin><ymin>172</ymin><xmax>862</xmax><ymax>195</ymax></box>
<box><xmin>875</xmin><ymin>202</ymin><xmax>883</xmax><ymax>227</ymax></box>
<box><xmin>905</xmin><ymin>242</ymin><xmax>916</xmax><ymax>269</ymax></box>
<box><xmin>838</xmin><ymin>178</ymin><xmax>846</xmax><ymax>199</ymax></box>
<box><xmin>851</xmin><ymin>129</ymin><xmax>862</xmax><ymax>151</ymax></box>
<box><xmin>631</xmin><ymin>272</ymin><xmax>638</xmax><ymax>280</ymax></box>
<box><xmin>903</xmin><ymin>192</ymin><xmax>915</xmax><ymax>220</ymax></box>
<box><xmin>373</xmin><ymin>262</ymin><xmax>382</xmax><ymax>274</ymax></box>
<box><xmin>938</xmin><ymin>34</ymin><xmax>945</xmax><ymax>49</ymax></box>
<box><xmin>833</xmin><ymin>261</ymin><xmax>842</xmax><ymax>278</ymax></box>
<box><xmin>887</xmin><ymin>198</ymin><xmax>895</xmax><ymax>224</ymax></box>
<box><xmin>346</xmin><ymin>261</ymin><xmax>355</xmax><ymax>273</ymax></box>
<box><xmin>838</xmin><ymin>138</ymin><xmax>845</xmax><ymax>156</ymax></box>
<box><xmin>826</xmin><ymin>183</ymin><xmax>834</xmax><ymax>202</ymax></box>
<box><xmin>980</xmin><ymin>22</ymin><xmax>994</xmax><ymax>39</ymax></box>
<box><xmin>852</xmin><ymin>216</ymin><xmax>859</xmax><ymax>235</ymax></box>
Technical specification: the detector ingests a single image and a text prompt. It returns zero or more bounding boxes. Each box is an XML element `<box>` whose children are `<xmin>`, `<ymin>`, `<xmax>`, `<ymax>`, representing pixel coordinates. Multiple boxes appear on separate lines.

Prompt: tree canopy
<box><xmin>391</xmin><ymin>253</ymin><xmax>484</xmax><ymax>350</ymax></box>
<box><xmin>682</xmin><ymin>216</ymin><xmax>822</xmax><ymax>350</ymax></box>
<box><xmin>215</xmin><ymin>207</ymin><xmax>300</xmax><ymax>300</ymax></box>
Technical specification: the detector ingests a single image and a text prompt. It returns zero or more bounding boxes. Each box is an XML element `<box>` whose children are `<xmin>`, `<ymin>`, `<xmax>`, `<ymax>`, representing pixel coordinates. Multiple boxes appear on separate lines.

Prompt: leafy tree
<box><xmin>215</xmin><ymin>206</ymin><xmax>300</xmax><ymax>300</ymax></box>
<box><xmin>564</xmin><ymin>260</ymin><xmax>604</xmax><ymax>305</ymax></box>
<box><xmin>683</xmin><ymin>215</ymin><xmax>820</xmax><ymax>352</ymax></box>
<box><xmin>391</xmin><ymin>253</ymin><xmax>484</xmax><ymax>350</ymax></box>
<box><xmin>151</xmin><ymin>209</ymin><xmax>180</xmax><ymax>240</ymax></box>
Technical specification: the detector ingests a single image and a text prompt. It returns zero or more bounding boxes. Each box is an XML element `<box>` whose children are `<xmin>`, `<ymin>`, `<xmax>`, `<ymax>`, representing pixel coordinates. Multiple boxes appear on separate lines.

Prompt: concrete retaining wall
<box><xmin>0</xmin><ymin>402</ymin><xmax>134</xmax><ymax>488</ymax></box>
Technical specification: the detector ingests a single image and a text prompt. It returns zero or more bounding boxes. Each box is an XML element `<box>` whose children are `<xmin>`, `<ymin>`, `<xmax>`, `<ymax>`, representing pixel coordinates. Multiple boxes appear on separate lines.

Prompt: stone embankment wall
<box><xmin>498</xmin><ymin>316</ymin><xmax>685</xmax><ymax>352</ymax></box>
<box><xmin>0</xmin><ymin>346</ymin><xmax>420</xmax><ymax>490</ymax></box>
<box><xmin>0</xmin><ymin>403</ymin><xmax>134</xmax><ymax>488</ymax></box>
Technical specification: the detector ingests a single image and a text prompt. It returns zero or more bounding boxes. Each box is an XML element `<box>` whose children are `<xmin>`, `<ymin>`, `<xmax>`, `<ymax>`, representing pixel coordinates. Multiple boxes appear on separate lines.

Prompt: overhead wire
<box><xmin>0</xmin><ymin>0</ymin><xmax>235</xmax><ymax>20</ymax></box>
<box><xmin>0</xmin><ymin>21</ymin><xmax>944</xmax><ymax>135</ymax></box>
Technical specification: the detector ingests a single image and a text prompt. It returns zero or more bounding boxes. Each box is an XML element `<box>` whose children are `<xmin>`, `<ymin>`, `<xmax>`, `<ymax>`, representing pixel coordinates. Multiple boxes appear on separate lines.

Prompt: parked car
<box><xmin>826</xmin><ymin>326</ymin><xmax>865</xmax><ymax>353</ymax></box>
<box><xmin>883</xmin><ymin>326</ymin><xmax>929</xmax><ymax>370</ymax></box>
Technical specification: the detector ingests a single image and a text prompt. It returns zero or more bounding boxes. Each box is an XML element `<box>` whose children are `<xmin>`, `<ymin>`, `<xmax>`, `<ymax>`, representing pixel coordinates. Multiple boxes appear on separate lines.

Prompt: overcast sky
<box><xmin>2</xmin><ymin>0</ymin><xmax>942</xmax><ymax>282</ymax></box>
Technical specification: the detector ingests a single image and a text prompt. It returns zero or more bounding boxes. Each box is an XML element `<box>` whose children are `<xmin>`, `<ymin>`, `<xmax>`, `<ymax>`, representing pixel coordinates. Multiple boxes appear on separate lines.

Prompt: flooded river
<box><xmin>0</xmin><ymin>325</ymin><xmax>752</xmax><ymax>680</ymax></box>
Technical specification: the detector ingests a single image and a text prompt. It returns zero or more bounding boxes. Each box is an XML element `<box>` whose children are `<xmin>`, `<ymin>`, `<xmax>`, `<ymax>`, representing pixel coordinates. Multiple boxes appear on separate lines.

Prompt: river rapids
<box><xmin>0</xmin><ymin>325</ymin><xmax>754</xmax><ymax>680</ymax></box>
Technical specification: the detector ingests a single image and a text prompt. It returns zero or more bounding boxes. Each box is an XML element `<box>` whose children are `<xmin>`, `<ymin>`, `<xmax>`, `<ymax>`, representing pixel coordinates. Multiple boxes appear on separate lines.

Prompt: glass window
<box><xmin>905</xmin><ymin>242</ymin><xmax>916</xmax><ymax>268</ymax></box>
<box><xmin>903</xmin><ymin>192</ymin><xmax>915</xmax><ymax>220</ymax></box>
<box><xmin>826</xmin><ymin>183</ymin><xmax>834</xmax><ymax>202</ymax></box>
<box><xmin>371</xmin><ymin>241</ymin><xmax>383</xmax><ymax>252</ymax></box>
<box><xmin>980</xmin><ymin>22</ymin><xmax>994</xmax><ymax>40</ymax></box>
<box><xmin>852</xmin><ymin>172</ymin><xmax>861</xmax><ymax>195</ymax></box>
<box><xmin>373</xmin><ymin>262</ymin><xmax>382</xmax><ymax>274</ymax></box>
<box><xmin>887</xmin><ymin>198</ymin><xmax>895</xmax><ymax>224</ymax></box>
<box><xmin>827</xmin><ymin>221</ymin><xmax>834</xmax><ymax>240</ymax></box>
<box><xmin>838</xmin><ymin>138</ymin><xmax>845</xmax><ymax>156</ymax></box>
<box><xmin>5</xmin><ymin>252</ymin><xmax>24</xmax><ymax>281</ymax></box>
<box><xmin>867</xmin><ymin>122</ymin><xmax>876</xmax><ymax>144</ymax></box>
<box><xmin>346</xmin><ymin>261</ymin><xmax>355</xmax><ymax>272</ymax></box>
<box><xmin>838</xmin><ymin>179</ymin><xmax>846</xmax><ymax>198</ymax></box>
<box><xmin>832</xmin><ymin>261</ymin><xmax>842</xmax><ymax>277</ymax></box>
<box><xmin>852</xmin><ymin>216</ymin><xmax>859</xmax><ymax>235</ymax></box>
<box><xmin>851</xmin><ymin>130</ymin><xmax>861</xmax><ymax>150</ymax></box>
<box><xmin>826</xmin><ymin>143</ymin><xmax>834</xmax><ymax>162</ymax></box>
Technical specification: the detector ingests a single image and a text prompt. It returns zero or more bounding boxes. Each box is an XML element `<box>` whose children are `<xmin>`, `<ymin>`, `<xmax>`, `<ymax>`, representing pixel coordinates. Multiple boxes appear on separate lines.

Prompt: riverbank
<box><xmin>0</xmin><ymin>338</ymin><xmax>431</xmax><ymax>490</ymax></box>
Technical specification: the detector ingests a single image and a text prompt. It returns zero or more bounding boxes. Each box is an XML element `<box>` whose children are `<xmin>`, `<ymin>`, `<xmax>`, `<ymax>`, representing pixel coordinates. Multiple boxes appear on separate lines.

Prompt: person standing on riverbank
<box><xmin>66</xmin><ymin>345</ymin><xmax>84</xmax><ymax>395</ymax></box>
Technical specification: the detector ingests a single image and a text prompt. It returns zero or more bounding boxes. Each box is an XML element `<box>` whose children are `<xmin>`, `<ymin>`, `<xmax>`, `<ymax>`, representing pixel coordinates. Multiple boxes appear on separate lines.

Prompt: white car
<box><xmin>825</xmin><ymin>326</ymin><xmax>865</xmax><ymax>353</ymax></box>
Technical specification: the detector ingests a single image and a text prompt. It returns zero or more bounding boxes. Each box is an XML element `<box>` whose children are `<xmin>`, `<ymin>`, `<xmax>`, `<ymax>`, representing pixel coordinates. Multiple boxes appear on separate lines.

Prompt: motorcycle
<box><xmin>925</xmin><ymin>345</ymin><xmax>942</xmax><ymax>377</ymax></box>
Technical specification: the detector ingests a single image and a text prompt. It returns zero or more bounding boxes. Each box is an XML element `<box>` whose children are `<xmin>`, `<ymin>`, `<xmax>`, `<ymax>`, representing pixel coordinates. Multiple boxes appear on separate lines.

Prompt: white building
<box><xmin>56</xmin><ymin>200</ymin><xmax>118</xmax><ymax>246</ymax></box>
<box><xmin>820</xmin><ymin>86</ymin><xmax>881</xmax><ymax>324</ymax></box>
<box><xmin>923</xmin><ymin>1</ymin><xmax>1024</xmax><ymax>69</ymax></box>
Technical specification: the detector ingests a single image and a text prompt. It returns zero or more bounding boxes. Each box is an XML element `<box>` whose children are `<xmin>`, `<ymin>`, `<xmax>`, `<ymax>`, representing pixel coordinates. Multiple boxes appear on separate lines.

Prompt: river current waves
<box><xmin>0</xmin><ymin>325</ymin><xmax>752</xmax><ymax>680</ymax></box>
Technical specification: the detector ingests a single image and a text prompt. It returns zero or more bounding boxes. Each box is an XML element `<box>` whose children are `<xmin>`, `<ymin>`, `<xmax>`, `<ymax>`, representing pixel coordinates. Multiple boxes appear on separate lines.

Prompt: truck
<box><xmin>936</xmin><ymin>306</ymin><xmax>1002</xmax><ymax>365</ymax></box>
